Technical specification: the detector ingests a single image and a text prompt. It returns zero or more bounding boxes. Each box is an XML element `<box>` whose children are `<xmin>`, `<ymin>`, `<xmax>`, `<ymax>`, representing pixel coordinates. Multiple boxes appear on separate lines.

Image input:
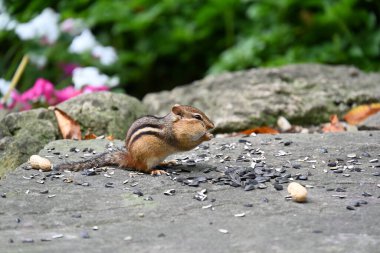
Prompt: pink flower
<box><xmin>83</xmin><ymin>85</ymin><xmax>109</xmax><ymax>93</ymax></box>
<box><xmin>54</xmin><ymin>85</ymin><xmax>82</xmax><ymax>103</ymax></box>
<box><xmin>9</xmin><ymin>91</ymin><xmax>32</xmax><ymax>110</ymax></box>
<box><xmin>60</xmin><ymin>63</ymin><xmax>80</xmax><ymax>77</ymax></box>
<box><xmin>21</xmin><ymin>78</ymin><xmax>55</xmax><ymax>104</ymax></box>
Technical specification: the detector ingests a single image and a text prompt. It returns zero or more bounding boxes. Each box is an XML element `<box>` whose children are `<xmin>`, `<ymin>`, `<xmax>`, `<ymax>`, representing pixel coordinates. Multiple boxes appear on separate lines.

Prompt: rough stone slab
<box><xmin>57</xmin><ymin>91</ymin><xmax>148</xmax><ymax>139</ymax></box>
<box><xmin>0</xmin><ymin>92</ymin><xmax>147</xmax><ymax>178</ymax></box>
<box><xmin>0</xmin><ymin>132</ymin><xmax>379</xmax><ymax>253</ymax></box>
<box><xmin>143</xmin><ymin>64</ymin><xmax>380</xmax><ymax>132</ymax></box>
<box><xmin>359</xmin><ymin>111</ymin><xmax>380</xmax><ymax>130</ymax></box>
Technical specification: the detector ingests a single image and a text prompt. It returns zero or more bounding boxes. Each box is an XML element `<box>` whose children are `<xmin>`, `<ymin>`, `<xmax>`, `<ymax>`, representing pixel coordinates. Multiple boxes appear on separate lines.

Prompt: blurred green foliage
<box><xmin>2</xmin><ymin>0</ymin><xmax>380</xmax><ymax>98</ymax></box>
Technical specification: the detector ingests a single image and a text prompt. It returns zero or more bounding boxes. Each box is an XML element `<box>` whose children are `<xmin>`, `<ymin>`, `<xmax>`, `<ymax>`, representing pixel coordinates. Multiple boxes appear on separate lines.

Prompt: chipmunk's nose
<box><xmin>206</xmin><ymin>121</ymin><xmax>215</xmax><ymax>130</ymax></box>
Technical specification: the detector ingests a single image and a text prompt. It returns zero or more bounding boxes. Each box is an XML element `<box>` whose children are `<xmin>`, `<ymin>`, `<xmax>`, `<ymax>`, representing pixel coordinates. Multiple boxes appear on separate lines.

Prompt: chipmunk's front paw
<box><xmin>150</xmin><ymin>169</ymin><xmax>168</xmax><ymax>176</ymax></box>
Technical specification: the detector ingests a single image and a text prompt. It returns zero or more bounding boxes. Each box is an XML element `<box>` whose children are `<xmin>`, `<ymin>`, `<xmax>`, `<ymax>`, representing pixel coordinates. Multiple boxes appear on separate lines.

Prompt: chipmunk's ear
<box><xmin>171</xmin><ymin>104</ymin><xmax>183</xmax><ymax>116</ymax></box>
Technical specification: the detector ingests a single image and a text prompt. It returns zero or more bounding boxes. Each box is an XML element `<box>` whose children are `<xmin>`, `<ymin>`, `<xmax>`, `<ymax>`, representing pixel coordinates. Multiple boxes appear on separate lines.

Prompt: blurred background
<box><xmin>1</xmin><ymin>0</ymin><xmax>380</xmax><ymax>108</ymax></box>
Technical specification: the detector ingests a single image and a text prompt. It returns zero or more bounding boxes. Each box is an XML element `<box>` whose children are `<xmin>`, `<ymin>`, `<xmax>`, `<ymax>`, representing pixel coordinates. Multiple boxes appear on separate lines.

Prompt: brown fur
<box><xmin>53</xmin><ymin>105</ymin><xmax>214</xmax><ymax>173</ymax></box>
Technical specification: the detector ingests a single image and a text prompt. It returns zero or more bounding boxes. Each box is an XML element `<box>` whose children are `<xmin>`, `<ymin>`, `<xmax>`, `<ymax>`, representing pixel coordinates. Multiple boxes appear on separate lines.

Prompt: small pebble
<box><xmin>92</xmin><ymin>226</ymin><xmax>99</xmax><ymax>230</ymax></box>
<box><xmin>369</xmin><ymin>159</ymin><xmax>379</xmax><ymax>163</ymax></box>
<box><xmin>157</xmin><ymin>233</ymin><xmax>166</xmax><ymax>238</ymax></box>
<box><xmin>39</xmin><ymin>189</ymin><xmax>49</xmax><ymax>194</ymax></box>
<box><xmin>346</xmin><ymin>153</ymin><xmax>356</xmax><ymax>158</ymax></box>
<box><xmin>243</xmin><ymin>203</ymin><xmax>253</xmax><ymax>207</ymax></box>
<box><xmin>144</xmin><ymin>196</ymin><xmax>153</xmax><ymax>201</ymax></box>
<box><xmin>273</xmin><ymin>184</ymin><xmax>283</xmax><ymax>191</ymax></box>
<box><xmin>72</xmin><ymin>214</ymin><xmax>82</xmax><ymax>218</ymax></box>
<box><xmin>1</xmin><ymin>193</ymin><xmax>6</xmax><ymax>198</ymax></box>
<box><xmin>124</xmin><ymin>236</ymin><xmax>132</xmax><ymax>241</ymax></box>
<box><xmin>346</xmin><ymin>205</ymin><xmax>355</xmax><ymax>211</ymax></box>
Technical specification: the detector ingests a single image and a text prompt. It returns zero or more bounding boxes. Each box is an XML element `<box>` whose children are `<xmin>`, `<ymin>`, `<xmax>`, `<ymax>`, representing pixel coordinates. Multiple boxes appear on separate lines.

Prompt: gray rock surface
<box><xmin>0</xmin><ymin>108</ymin><xmax>58</xmax><ymax>178</ymax></box>
<box><xmin>0</xmin><ymin>132</ymin><xmax>379</xmax><ymax>253</ymax></box>
<box><xmin>57</xmin><ymin>91</ymin><xmax>148</xmax><ymax>139</ymax></box>
<box><xmin>0</xmin><ymin>92</ymin><xmax>147</xmax><ymax>178</ymax></box>
<box><xmin>359</xmin><ymin>111</ymin><xmax>380</xmax><ymax>130</ymax></box>
<box><xmin>143</xmin><ymin>64</ymin><xmax>380</xmax><ymax>132</ymax></box>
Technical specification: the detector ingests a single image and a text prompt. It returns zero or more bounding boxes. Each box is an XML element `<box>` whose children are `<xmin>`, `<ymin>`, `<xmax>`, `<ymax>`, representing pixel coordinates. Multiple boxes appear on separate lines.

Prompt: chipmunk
<box><xmin>53</xmin><ymin>104</ymin><xmax>214</xmax><ymax>175</ymax></box>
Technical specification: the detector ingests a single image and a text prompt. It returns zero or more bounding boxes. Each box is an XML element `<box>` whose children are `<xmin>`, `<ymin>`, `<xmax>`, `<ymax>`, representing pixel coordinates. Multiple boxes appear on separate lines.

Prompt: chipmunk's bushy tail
<box><xmin>53</xmin><ymin>147</ymin><xmax>128</xmax><ymax>171</ymax></box>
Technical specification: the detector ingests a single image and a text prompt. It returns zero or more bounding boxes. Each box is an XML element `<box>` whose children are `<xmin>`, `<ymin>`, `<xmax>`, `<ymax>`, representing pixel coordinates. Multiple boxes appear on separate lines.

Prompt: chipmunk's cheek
<box><xmin>191</xmin><ymin>132</ymin><xmax>206</xmax><ymax>142</ymax></box>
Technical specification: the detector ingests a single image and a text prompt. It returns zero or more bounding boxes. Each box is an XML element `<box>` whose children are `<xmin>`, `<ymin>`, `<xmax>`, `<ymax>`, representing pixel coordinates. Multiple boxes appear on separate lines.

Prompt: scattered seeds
<box><xmin>164</xmin><ymin>189</ymin><xmax>176</xmax><ymax>196</ymax></box>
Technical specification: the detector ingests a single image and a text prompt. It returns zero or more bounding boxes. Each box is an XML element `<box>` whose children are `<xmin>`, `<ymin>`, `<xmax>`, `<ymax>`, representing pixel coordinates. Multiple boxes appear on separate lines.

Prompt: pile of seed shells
<box><xmin>23</xmin><ymin>137</ymin><xmax>380</xmax><ymax>209</ymax></box>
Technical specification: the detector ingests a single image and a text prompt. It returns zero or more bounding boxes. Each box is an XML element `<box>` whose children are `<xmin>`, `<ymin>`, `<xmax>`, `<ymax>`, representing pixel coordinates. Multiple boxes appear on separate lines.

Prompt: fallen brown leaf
<box><xmin>240</xmin><ymin>126</ymin><xmax>279</xmax><ymax>135</ymax></box>
<box><xmin>343</xmin><ymin>103</ymin><xmax>380</xmax><ymax>125</ymax></box>
<box><xmin>84</xmin><ymin>132</ymin><xmax>98</xmax><ymax>140</ymax></box>
<box><xmin>106</xmin><ymin>135</ymin><xmax>115</xmax><ymax>141</ymax></box>
<box><xmin>322</xmin><ymin>114</ymin><xmax>345</xmax><ymax>133</ymax></box>
<box><xmin>50</xmin><ymin>106</ymin><xmax>82</xmax><ymax>140</ymax></box>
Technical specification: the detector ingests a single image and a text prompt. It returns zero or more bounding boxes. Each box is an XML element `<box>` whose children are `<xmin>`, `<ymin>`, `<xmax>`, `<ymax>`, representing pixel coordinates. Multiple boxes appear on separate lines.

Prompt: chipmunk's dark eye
<box><xmin>193</xmin><ymin>114</ymin><xmax>202</xmax><ymax>120</ymax></box>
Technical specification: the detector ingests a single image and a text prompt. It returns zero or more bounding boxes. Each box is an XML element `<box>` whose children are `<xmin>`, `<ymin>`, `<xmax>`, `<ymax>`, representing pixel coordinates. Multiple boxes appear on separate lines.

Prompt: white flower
<box><xmin>15</xmin><ymin>8</ymin><xmax>60</xmax><ymax>44</ymax></box>
<box><xmin>72</xmin><ymin>67</ymin><xmax>119</xmax><ymax>89</ymax></box>
<box><xmin>60</xmin><ymin>18</ymin><xmax>86</xmax><ymax>36</ymax></box>
<box><xmin>92</xmin><ymin>45</ymin><xmax>118</xmax><ymax>65</ymax></box>
<box><xmin>29</xmin><ymin>53</ymin><xmax>47</xmax><ymax>68</ymax></box>
<box><xmin>0</xmin><ymin>0</ymin><xmax>17</xmax><ymax>31</ymax></box>
<box><xmin>69</xmin><ymin>29</ymin><xmax>97</xmax><ymax>53</ymax></box>
<box><xmin>0</xmin><ymin>78</ymin><xmax>10</xmax><ymax>96</ymax></box>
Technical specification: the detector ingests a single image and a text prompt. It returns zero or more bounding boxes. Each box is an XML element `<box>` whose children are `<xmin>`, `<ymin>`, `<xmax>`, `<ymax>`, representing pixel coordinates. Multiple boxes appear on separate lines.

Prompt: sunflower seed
<box><xmin>52</xmin><ymin>234</ymin><xmax>64</xmax><ymax>239</ymax></box>
<box><xmin>202</xmin><ymin>204</ymin><xmax>213</xmax><ymax>209</ymax></box>
<box><xmin>124</xmin><ymin>236</ymin><xmax>132</xmax><ymax>241</ymax></box>
<box><xmin>133</xmin><ymin>189</ymin><xmax>144</xmax><ymax>196</ymax></box>
<box><xmin>218</xmin><ymin>229</ymin><xmax>229</xmax><ymax>234</ymax></box>
<box><xmin>164</xmin><ymin>189</ymin><xmax>176</xmax><ymax>196</ymax></box>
